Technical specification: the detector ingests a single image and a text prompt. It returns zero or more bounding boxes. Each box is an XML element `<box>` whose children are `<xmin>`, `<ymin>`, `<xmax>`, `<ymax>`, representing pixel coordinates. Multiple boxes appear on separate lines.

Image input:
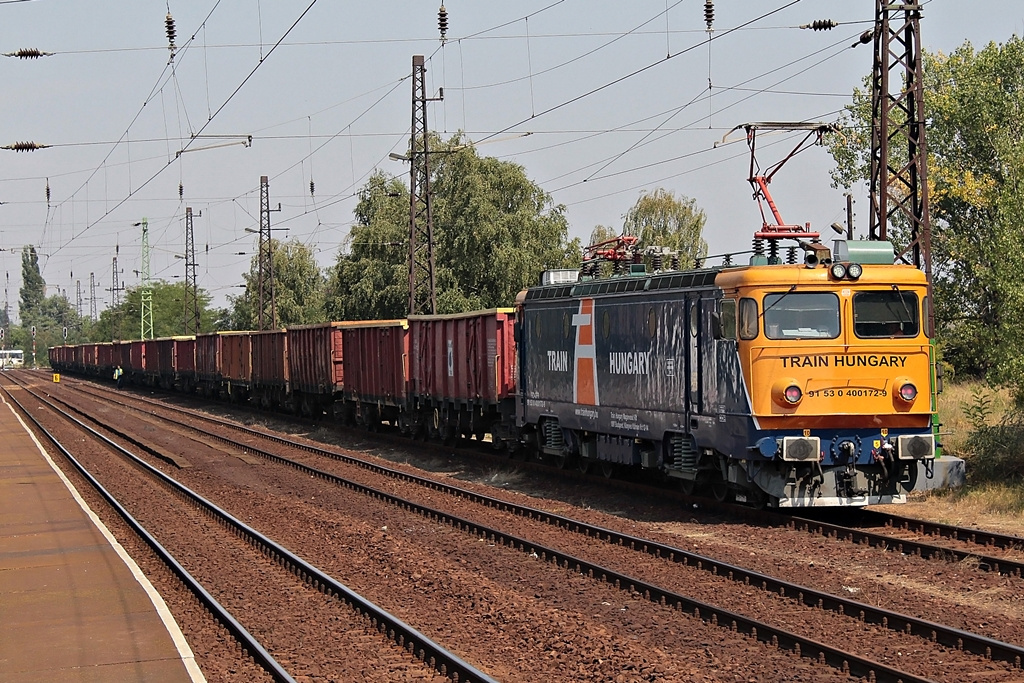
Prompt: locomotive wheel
<box><xmin>552</xmin><ymin>451</ymin><xmax>574</xmax><ymax>470</ymax></box>
<box><xmin>711</xmin><ymin>479</ymin><xmax>732</xmax><ymax>503</ymax></box>
<box><xmin>577</xmin><ymin>457</ymin><xmax>592</xmax><ymax>475</ymax></box>
<box><xmin>600</xmin><ymin>461</ymin><xmax>616</xmax><ymax>479</ymax></box>
<box><xmin>679</xmin><ymin>477</ymin><xmax>698</xmax><ymax>496</ymax></box>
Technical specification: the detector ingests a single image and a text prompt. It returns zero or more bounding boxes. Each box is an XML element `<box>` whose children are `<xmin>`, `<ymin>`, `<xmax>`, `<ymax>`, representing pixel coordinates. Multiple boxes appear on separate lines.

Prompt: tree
<box><xmin>827</xmin><ymin>37</ymin><xmax>1024</xmax><ymax>399</ymax></box>
<box><xmin>94</xmin><ymin>280</ymin><xmax>215</xmax><ymax>340</ymax></box>
<box><xmin>19</xmin><ymin>246</ymin><xmax>45</xmax><ymax>325</ymax></box>
<box><xmin>622</xmin><ymin>188</ymin><xmax>708</xmax><ymax>269</ymax></box>
<box><xmin>327</xmin><ymin>135</ymin><xmax>581</xmax><ymax>320</ymax></box>
<box><xmin>228</xmin><ymin>239</ymin><xmax>325</xmax><ymax>329</ymax></box>
<box><xmin>324</xmin><ymin>172</ymin><xmax>409</xmax><ymax>321</ymax></box>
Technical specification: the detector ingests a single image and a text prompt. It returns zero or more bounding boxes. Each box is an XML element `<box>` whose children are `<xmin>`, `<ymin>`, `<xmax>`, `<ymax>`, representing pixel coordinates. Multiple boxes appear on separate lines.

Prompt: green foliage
<box><xmin>961</xmin><ymin>410</ymin><xmax>1024</xmax><ymax>484</ymax></box>
<box><xmin>324</xmin><ymin>172</ymin><xmax>411</xmax><ymax>320</ymax></box>
<box><xmin>229</xmin><ymin>239</ymin><xmax>325</xmax><ymax>329</ymax></box>
<box><xmin>327</xmin><ymin>136</ymin><xmax>581</xmax><ymax>319</ymax></box>
<box><xmin>828</xmin><ymin>37</ymin><xmax>1024</xmax><ymax>401</ymax></box>
<box><xmin>622</xmin><ymin>188</ymin><xmax>708</xmax><ymax>268</ymax></box>
<box><xmin>18</xmin><ymin>246</ymin><xmax>46</xmax><ymax>326</ymax></box>
<box><xmin>960</xmin><ymin>387</ymin><xmax>994</xmax><ymax>431</ymax></box>
<box><xmin>93</xmin><ymin>280</ymin><xmax>215</xmax><ymax>340</ymax></box>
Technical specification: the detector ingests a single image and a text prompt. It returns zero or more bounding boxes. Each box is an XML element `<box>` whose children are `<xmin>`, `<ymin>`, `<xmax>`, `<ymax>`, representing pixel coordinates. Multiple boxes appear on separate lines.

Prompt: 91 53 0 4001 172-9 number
<box><xmin>806</xmin><ymin>388</ymin><xmax>887</xmax><ymax>398</ymax></box>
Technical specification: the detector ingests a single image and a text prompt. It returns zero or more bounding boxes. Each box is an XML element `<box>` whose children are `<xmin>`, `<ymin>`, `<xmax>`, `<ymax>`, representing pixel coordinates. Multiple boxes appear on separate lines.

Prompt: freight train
<box><xmin>48</xmin><ymin>235</ymin><xmax>939</xmax><ymax>509</ymax></box>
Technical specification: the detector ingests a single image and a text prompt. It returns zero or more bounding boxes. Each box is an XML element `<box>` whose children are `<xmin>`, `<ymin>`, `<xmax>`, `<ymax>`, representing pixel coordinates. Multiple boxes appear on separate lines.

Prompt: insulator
<box><xmin>309</xmin><ymin>179</ymin><xmax>315</xmax><ymax>197</ymax></box>
<box><xmin>801</xmin><ymin>19</ymin><xmax>837</xmax><ymax>31</ymax></box>
<box><xmin>786</xmin><ymin>247</ymin><xmax>797</xmax><ymax>264</ymax></box>
<box><xmin>3</xmin><ymin>141</ymin><xmax>46</xmax><ymax>152</ymax></box>
<box><xmin>723</xmin><ymin>253</ymin><xmax>733</xmax><ymax>267</ymax></box>
<box><xmin>768</xmin><ymin>240</ymin><xmax>780</xmax><ymax>264</ymax></box>
<box><xmin>438</xmin><ymin>5</ymin><xmax>448</xmax><ymax>42</ymax></box>
<box><xmin>165</xmin><ymin>13</ymin><xmax>177</xmax><ymax>48</ymax></box>
<box><xmin>853</xmin><ymin>29</ymin><xmax>873</xmax><ymax>48</ymax></box>
<box><xmin>752</xmin><ymin>237</ymin><xmax>765</xmax><ymax>256</ymax></box>
<box><xmin>178</xmin><ymin>182</ymin><xmax>184</xmax><ymax>199</ymax></box>
<box><xmin>704</xmin><ymin>0</ymin><xmax>714</xmax><ymax>31</ymax></box>
<box><xmin>652</xmin><ymin>253</ymin><xmax>663</xmax><ymax>271</ymax></box>
<box><xmin>671</xmin><ymin>254</ymin><xmax>680</xmax><ymax>270</ymax></box>
<box><xmin>5</xmin><ymin>48</ymin><xmax>52</xmax><ymax>59</ymax></box>
<box><xmin>45</xmin><ymin>179</ymin><xmax>51</xmax><ymax>204</ymax></box>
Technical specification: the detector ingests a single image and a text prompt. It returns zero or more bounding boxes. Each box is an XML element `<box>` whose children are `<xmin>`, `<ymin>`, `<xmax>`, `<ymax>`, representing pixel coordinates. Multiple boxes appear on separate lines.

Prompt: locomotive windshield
<box><xmin>763</xmin><ymin>292</ymin><xmax>840</xmax><ymax>340</ymax></box>
<box><xmin>853</xmin><ymin>289</ymin><xmax>919</xmax><ymax>337</ymax></box>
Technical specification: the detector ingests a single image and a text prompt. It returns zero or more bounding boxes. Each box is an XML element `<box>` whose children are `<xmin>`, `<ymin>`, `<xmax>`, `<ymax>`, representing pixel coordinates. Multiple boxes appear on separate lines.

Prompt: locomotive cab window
<box><xmin>853</xmin><ymin>290</ymin><xmax>920</xmax><ymax>338</ymax></box>
<box><xmin>763</xmin><ymin>292</ymin><xmax>840</xmax><ymax>340</ymax></box>
<box><xmin>739</xmin><ymin>298</ymin><xmax>758</xmax><ymax>340</ymax></box>
<box><xmin>719</xmin><ymin>299</ymin><xmax>737</xmax><ymax>339</ymax></box>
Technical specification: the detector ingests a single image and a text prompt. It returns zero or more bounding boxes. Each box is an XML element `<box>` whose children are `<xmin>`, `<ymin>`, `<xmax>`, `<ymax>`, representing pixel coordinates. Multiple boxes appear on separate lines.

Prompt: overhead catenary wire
<box><xmin>13</xmin><ymin>0</ymin><xmax>875</xmax><ymax>307</ymax></box>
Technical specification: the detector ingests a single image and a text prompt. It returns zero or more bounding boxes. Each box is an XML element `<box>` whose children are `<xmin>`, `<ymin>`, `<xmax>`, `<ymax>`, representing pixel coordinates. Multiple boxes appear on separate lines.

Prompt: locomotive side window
<box><xmin>923</xmin><ymin>295</ymin><xmax>932</xmax><ymax>338</ymax></box>
<box><xmin>853</xmin><ymin>290</ymin><xmax>920</xmax><ymax>338</ymax></box>
<box><xmin>763</xmin><ymin>292</ymin><xmax>840</xmax><ymax>340</ymax></box>
<box><xmin>719</xmin><ymin>299</ymin><xmax>737</xmax><ymax>339</ymax></box>
<box><xmin>739</xmin><ymin>298</ymin><xmax>758</xmax><ymax>340</ymax></box>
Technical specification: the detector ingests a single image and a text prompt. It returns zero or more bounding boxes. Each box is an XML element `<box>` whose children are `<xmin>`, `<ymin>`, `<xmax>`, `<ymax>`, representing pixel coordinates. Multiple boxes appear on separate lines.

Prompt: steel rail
<box><xmin>10</xmin><ymin>379</ymin><xmax>498</xmax><ymax>683</ymax></box>
<box><xmin>43</xmin><ymin>374</ymin><xmax>1024</xmax><ymax>672</ymax></box>
<box><xmin>0</xmin><ymin>384</ymin><xmax>298</xmax><ymax>683</ymax></box>
<box><xmin>785</xmin><ymin>514</ymin><xmax>1024</xmax><ymax>578</ymax></box>
<box><xmin>855</xmin><ymin>508</ymin><xmax>1024</xmax><ymax>552</ymax></box>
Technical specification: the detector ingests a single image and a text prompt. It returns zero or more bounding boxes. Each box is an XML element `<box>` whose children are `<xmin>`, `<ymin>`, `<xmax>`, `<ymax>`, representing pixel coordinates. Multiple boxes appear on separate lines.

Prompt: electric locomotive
<box><xmin>516</xmin><ymin>239</ymin><xmax>936</xmax><ymax>507</ymax></box>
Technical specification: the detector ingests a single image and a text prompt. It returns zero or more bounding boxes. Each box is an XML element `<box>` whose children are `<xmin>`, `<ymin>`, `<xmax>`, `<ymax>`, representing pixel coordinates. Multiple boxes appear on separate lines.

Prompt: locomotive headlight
<box><xmin>829</xmin><ymin>262</ymin><xmax>847</xmax><ymax>279</ymax></box>
<box><xmin>772</xmin><ymin>378</ymin><xmax>803</xmax><ymax>407</ymax></box>
<box><xmin>846</xmin><ymin>262</ymin><xmax>863</xmax><ymax>279</ymax></box>
<box><xmin>893</xmin><ymin>376</ymin><xmax>918</xmax><ymax>404</ymax></box>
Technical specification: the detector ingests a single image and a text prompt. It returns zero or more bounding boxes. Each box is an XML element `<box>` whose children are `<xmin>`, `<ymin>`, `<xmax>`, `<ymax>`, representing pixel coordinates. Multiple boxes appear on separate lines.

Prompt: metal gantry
<box><xmin>407</xmin><ymin>54</ymin><xmax>438</xmax><ymax>316</ymax></box>
<box><xmin>140</xmin><ymin>218</ymin><xmax>153</xmax><ymax>340</ymax></box>
<box><xmin>868</xmin><ymin>0</ymin><xmax>932</xmax><ymax>326</ymax></box>
<box><xmin>89</xmin><ymin>272</ymin><xmax>97</xmax><ymax>322</ymax></box>
<box><xmin>184</xmin><ymin>207</ymin><xmax>200</xmax><ymax>334</ymax></box>
<box><xmin>257</xmin><ymin>175</ymin><xmax>278</xmax><ymax>330</ymax></box>
<box><xmin>109</xmin><ymin>247</ymin><xmax>123</xmax><ymax>341</ymax></box>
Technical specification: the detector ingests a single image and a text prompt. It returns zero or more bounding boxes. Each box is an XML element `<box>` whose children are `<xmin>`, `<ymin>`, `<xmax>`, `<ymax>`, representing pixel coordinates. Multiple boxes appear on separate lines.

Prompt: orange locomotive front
<box><xmin>715</xmin><ymin>256</ymin><xmax>935</xmax><ymax>505</ymax></box>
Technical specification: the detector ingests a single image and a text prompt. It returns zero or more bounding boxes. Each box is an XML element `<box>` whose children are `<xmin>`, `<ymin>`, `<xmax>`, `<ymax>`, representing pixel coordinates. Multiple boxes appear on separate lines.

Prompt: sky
<box><xmin>0</xmin><ymin>0</ymin><xmax>1022</xmax><ymax>324</ymax></box>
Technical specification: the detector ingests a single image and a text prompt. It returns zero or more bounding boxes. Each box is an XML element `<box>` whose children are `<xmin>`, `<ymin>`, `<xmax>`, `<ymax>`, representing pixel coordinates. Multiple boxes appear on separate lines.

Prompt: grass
<box><xmin>896</xmin><ymin>380</ymin><xmax>1024</xmax><ymax>533</ymax></box>
<box><xmin>935</xmin><ymin>380</ymin><xmax>1013</xmax><ymax>455</ymax></box>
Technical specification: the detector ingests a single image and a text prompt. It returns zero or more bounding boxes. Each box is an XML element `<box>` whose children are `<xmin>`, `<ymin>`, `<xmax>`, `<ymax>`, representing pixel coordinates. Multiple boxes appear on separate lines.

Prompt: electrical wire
<box><xmin>48</xmin><ymin>0</ymin><xmax>320</xmax><ymax>261</ymax></box>
<box><xmin>473</xmin><ymin>0</ymin><xmax>804</xmax><ymax>148</ymax></box>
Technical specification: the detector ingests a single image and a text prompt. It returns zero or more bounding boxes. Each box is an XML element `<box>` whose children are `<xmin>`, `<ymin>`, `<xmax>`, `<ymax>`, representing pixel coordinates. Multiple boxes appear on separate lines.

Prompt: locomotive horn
<box><xmin>804</xmin><ymin>252</ymin><xmax>819</xmax><ymax>268</ymax></box>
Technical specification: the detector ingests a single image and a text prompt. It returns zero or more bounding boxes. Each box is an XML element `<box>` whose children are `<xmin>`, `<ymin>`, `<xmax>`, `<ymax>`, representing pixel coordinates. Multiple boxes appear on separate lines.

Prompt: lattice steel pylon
<box><xmin>407</xmin><ymin>54</ymin><xmax>438</xmax><ymax>316</ymax></box>
<box><xmin>110</xmin><ymin>248</ymin><xmax>123</xmax><ymax>341</ymax></box>
<box><xmin>257</xmin><ymin>175</ymin><xmax>277</xmax><ymax>330</ymax></box>
<box><xmin>184</xmin><ymin>207</ymin><xmax>200</xmax><ymax>334</ymax></box>
<box><xmin>868</xmin><ymin>0</ymin><xmax>932</xmax><ymax>325</ymax></box>
<box><xmin>76</xmin><ymin>280</ymin><xmax>82</xmax><ymax>318</ymax></box>
<box><xmin>89</xmin><ymin>272</ymin><xmax>97</xmax><ymax>321</ymax></box>
<box><xmin>140</xmin><ymin>218</ymin><xmax>153</xmax><ymax>340</ymax></box>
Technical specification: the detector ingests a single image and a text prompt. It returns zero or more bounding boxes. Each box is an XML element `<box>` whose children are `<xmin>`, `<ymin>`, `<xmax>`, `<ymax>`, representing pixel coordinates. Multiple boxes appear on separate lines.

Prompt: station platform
<box><xmin>0</xmin><ymin>391</ymin><xmax>204</xmax><ymax>682</ymax></box>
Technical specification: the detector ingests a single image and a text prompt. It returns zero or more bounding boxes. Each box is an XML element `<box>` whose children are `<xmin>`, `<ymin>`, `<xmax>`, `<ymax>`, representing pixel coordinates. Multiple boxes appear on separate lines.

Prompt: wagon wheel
<box><xmin>710</xmin><ymin>478</ymin><xmax>732</xmax><ymax>503</ymax></box>
<box><xmin>600</xmin><ymin>461</ymin><xmax>616</xmax><ymax>479</ymax></box>
<box><xmin>552</xmin><ymin>451</ymin><xmax>574</xmax><ymax>470</ymax></box>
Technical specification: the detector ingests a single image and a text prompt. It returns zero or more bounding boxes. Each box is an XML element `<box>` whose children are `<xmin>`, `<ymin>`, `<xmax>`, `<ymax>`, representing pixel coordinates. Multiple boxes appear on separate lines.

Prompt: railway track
<box><xmin>1</xmin><ymin>376</ymin><xmax>491</xmax><ymax>683</ymax></box>
<box><xmin>22</xmin><ymin>372</ymin><xmax>1024</xmax><ymax>681</ymax></box>
<box><xmin>51</xmin><ymin>372</ymin><xmax>1024</xmax><ymax>576</ymax></box>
